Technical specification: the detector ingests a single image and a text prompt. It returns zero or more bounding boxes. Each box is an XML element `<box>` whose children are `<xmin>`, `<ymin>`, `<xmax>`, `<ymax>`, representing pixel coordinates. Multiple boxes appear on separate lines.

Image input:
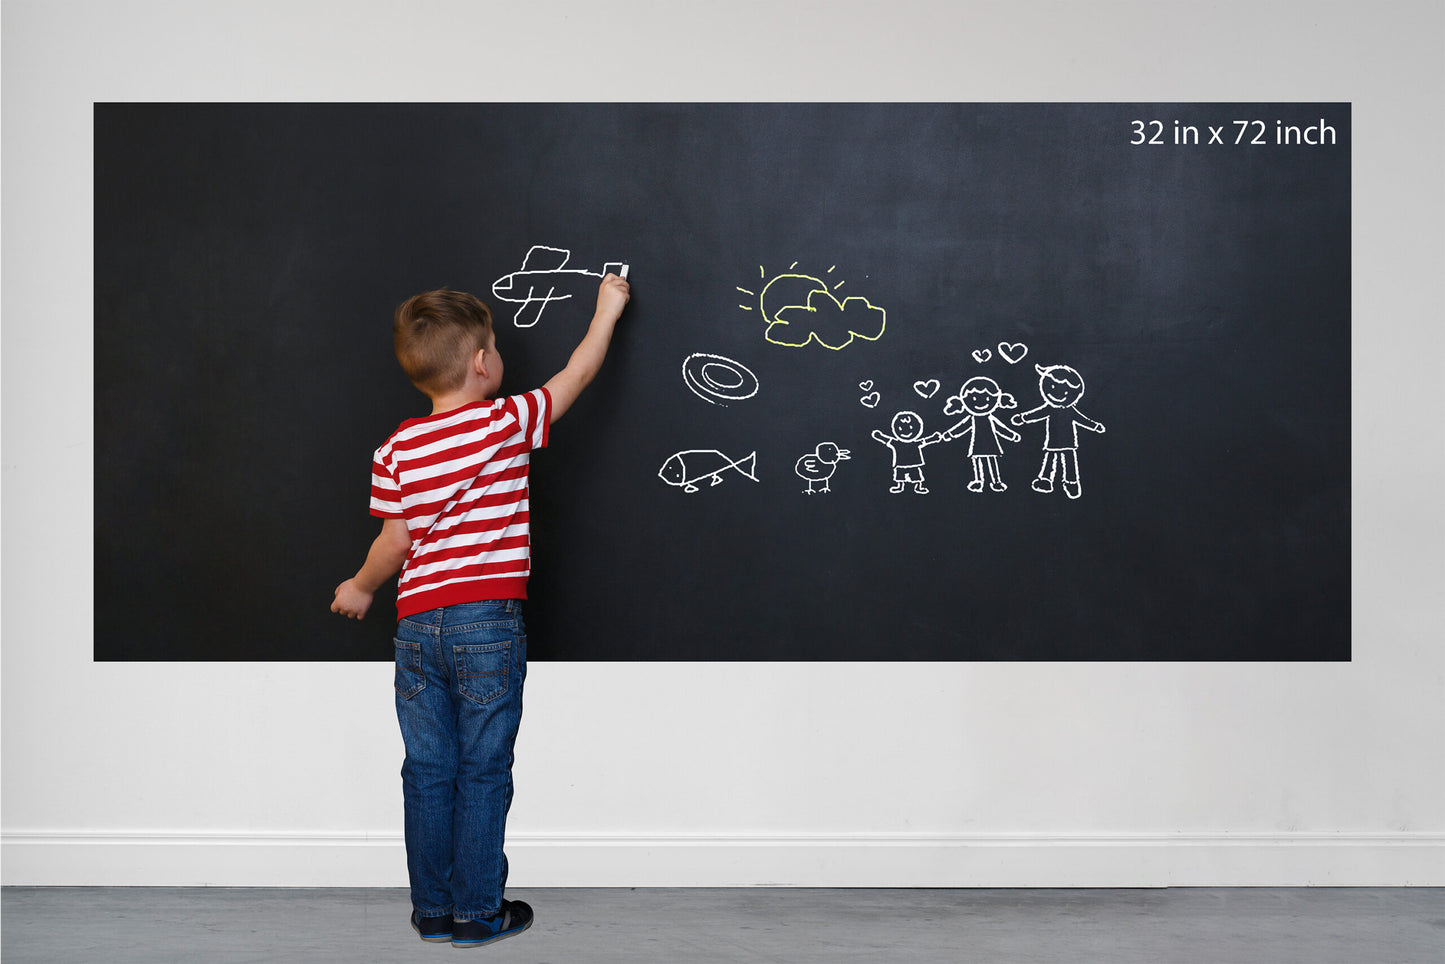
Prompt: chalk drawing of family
<box><xmin>871</xmin><ymin>364</ymin><xmax>1105</xmax><ymax>499</ymax></box>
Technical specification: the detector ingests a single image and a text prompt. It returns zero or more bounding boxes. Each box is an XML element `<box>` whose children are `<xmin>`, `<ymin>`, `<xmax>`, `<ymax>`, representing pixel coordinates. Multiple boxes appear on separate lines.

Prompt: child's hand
<box><xmin>595</xmin><ymin>274</ymin><xmax>631</xmax><ymax>324</ymax></box>
<box><xmin>331</xmin><ymin>578</ymin><xmax>374</xmax><ymax>620</ymax></box>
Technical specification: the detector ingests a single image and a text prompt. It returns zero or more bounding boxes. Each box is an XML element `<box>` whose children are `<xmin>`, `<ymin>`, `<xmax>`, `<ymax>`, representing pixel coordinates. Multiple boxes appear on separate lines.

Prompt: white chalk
<box><xmin>621</xmin><ymin>264</ymin><xmax>630</xmax><ymax>279</ymax></box>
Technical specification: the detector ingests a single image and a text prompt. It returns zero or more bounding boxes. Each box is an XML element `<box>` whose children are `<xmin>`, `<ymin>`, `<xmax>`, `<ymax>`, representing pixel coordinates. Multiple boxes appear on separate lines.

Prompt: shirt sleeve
<box><xmin>506</xmin><ymin>388</ymin><xmax>552</xmax><ymax>453</ymax></box>
<box><xmin>369</xmin><ymin>445</ymin><xmax>404</xmax><ymax>518</ymax></box>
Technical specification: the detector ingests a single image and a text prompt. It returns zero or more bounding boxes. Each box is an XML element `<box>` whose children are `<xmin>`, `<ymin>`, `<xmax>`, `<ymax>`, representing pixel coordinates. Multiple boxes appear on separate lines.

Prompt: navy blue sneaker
<box><xmin>452</xmin><ymin>900</ymin><xmax>533</xmax><ymax>948</ymax></box>
<box><xmin>410</xmin><ymin>910</ymin><xmax>453</xmax><ymax>943</ymax></box>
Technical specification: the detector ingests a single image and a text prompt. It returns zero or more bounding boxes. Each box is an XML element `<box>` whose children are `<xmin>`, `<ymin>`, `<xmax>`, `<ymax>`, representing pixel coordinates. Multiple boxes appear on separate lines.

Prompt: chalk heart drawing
<box><xmin>860</xmin><ymin>391</ymin><xmax>881</xmax><ymax>409</ymax></box>
<box><xmin>658</xmin><ymin>450</ymin><xmax>759</xmax><ymax>494</ymax></box>
<box><xmin>737</xmin><ymin>263</ymin><xmax>887</xmax><ymax>350</ymax></box>
<box><xmin>998</xmin><ymin>342</ymin><xmax>1029</xmax><ymax>364</ymax></box>
<box><xmin>859</xmin><ymin>380</ymin><xmax>874</xmax><ymax>391</ymax></box>
<box><xmin>682</xmin><ymin>352</ymin><xmax>760</xmax><ymax>406</ymax></box>
<box><xmin>913</xmin><ymin>379</ymin><xmax>941</xmax><ymax>399</ymax></box>
<box><xmin>491</xmin><ymin>245</ymin><xmax>624</xmax><ymax>329</ymax></box>
<box><xmin>972</xmin><ymin>348</ymin><xmax>992</xmax><ymax>363</ymax></box>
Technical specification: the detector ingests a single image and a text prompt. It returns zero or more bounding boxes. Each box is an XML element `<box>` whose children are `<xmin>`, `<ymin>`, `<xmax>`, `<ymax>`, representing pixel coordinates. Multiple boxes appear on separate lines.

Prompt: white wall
<box><xmin>4</xmin><ymin>1</ymin><xmax>1442</xmax><ymax>886</ymax></box>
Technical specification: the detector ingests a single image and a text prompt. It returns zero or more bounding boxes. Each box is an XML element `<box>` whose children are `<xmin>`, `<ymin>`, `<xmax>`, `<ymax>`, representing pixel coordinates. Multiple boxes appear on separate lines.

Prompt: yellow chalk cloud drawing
<box><xmin>740</xmin><ymin>264</ymin><xmax>887</xmax><ymax>350</ymax></box>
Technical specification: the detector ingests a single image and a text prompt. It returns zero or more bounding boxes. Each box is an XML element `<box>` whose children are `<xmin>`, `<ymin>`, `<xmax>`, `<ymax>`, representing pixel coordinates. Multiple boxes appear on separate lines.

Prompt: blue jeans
<box><xmin>393</xmin><ymin>600</ymin><xmax>527</xmax><ymax>922</ymax></box>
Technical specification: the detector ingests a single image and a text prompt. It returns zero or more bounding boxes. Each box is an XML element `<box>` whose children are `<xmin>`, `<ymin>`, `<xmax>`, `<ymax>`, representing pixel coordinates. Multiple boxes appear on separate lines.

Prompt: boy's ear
<box><xmin>473</xmin><ymin>346</ymin><xmax>490</xmax><ymax>376</ymax></box>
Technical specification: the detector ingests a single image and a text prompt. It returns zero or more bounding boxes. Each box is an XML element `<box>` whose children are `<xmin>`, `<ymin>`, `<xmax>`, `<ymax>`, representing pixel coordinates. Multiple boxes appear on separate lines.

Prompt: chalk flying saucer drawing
<box><xmin>682</xmin><ymin>353</ymin><xmax>760</xmax><ymax>406</ymax></box>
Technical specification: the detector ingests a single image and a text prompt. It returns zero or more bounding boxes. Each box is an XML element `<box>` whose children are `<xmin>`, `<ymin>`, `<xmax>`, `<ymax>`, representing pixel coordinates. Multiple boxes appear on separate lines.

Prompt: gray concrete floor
<box><xmin>3</xmin><ymin>887</ymin><xmax>1442</xmax><ymax>963</ymax></box>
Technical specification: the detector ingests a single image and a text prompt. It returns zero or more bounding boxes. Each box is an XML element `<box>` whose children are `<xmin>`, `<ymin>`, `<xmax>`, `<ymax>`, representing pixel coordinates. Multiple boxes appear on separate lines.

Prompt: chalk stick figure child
<box><xmin>872</xmin><ymin>410</ymin><xmax>945</xmax><ymax>494</ymax></box>
<box><xmin>1010</xmin><ymin>363</ymin><xmax>1105</xmax><ymax>499</ymax></box>
<box><xmin>942</xmin><ymin>376</ymin><xmax>1021</xmax><ymax>492</ymax></box>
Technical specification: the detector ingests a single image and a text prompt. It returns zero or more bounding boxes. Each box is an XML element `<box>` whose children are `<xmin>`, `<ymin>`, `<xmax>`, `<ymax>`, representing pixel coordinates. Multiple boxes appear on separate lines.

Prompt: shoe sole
<box><xmin>452</xmin><ymin>918</ymin><xmax>533</xmax><ymax>948</ymax></box>
<box><xmin>411</xmin><ymin>919</ymin><xmax>452</xmax><ymax>943</ymax></box>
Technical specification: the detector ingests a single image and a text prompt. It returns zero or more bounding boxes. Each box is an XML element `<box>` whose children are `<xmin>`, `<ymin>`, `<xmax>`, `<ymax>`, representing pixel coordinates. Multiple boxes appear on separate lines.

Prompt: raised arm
<box><xmin>1072</xmin><ymin>408</ymin><xmax>1106</xmax><ymax>433</ymax></box>
<box><xmin>1010</xmin><ymin>404</ymin><xmax>1049</xmax><ymax>426</ymax></box>
<box><xmin>942</xmin><ymin>417</ymin><xmax>975</xmax><ymax>441</ymax></box>
<box><xmin>543</xmin><ymin>274</ymin><xmax>631</xmax><ymax>425</ymax></box>
<box><xmin>992</xmin><ymin>415</ymin><xmax>1021</xmax><ymax>443</ymax></box>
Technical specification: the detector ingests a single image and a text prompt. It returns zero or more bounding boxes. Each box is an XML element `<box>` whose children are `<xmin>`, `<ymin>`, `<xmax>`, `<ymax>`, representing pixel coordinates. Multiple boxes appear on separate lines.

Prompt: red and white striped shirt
<box><xmin>370</xmin><ymin>389</ymin><xmax>551</xmax><ymax>619</ymax></box>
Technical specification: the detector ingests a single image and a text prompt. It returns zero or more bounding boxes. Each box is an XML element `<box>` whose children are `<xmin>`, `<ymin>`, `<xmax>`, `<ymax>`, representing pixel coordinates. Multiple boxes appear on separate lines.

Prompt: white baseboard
<box><xmin>3</xmin><ymin>831</ymin><xmax>1442</xmax><ymax>888</ymax></box>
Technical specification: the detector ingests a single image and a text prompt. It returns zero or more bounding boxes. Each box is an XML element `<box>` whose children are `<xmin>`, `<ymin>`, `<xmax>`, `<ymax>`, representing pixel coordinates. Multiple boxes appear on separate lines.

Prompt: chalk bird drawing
<box><xmin>658</xmin><ymin>450</ymin><xmax>760</xmax><ymax>493</ymax></box>
<box><xmin>738</xmin><ymin>262</ymin><xmax>886</xmax><ymax>350</ymax></box>
<box><xmin>1010</xmin><ymin>364</ymin><xmax>1105</xmax><ymax>499</ymax></box>
<box><xmin>795</xmin><ymin>442</ymin><xmax>851</xmax><ymax>494</ymax></box>
<box><xmin>491</xmin><ymin>245</ymin><xmax>625</xmax><ymax>329</ymax></box>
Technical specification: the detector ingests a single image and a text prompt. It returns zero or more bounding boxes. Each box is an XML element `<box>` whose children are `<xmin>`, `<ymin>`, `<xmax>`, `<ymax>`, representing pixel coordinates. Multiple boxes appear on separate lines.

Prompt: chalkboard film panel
<box><xmin>92</xmin><ymin>103</ymin><xmax>1350</xmax><ymax>661</ymax></box>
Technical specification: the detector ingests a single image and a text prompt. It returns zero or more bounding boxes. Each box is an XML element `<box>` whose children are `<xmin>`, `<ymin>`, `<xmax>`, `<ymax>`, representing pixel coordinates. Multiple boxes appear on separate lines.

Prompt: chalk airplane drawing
<box><xmin>1010</xmin><ymin>364</ymin><xmax>1105</xmax><ymax>499</ymax></box>
<box><xmin>682</xmin><ymin>353</ymin><xmax>760</xmax><ymax>406</ymax></box>
<box><xmin>658</xmin><ymin>450</ymin><xmax>760</xmax><ymax>493</ymax></box>
<box><xmin>942</xmin><ymin>376</ymin><xmax>1021</xmax><ymax>493</ymax></box>
<box><xmin>738</xmin><ymin>262</ymin><xmax>886</xmax><ymax>350</ymax></box>
<box><xmin>795</xmin><ymin>442</ymin><xmax>851</xmax><ymax>494</ymax></box>
<box><xmin>491</xmin><ymin>245</ymin><xmax>625</xmax><ymax>328</ymax></box>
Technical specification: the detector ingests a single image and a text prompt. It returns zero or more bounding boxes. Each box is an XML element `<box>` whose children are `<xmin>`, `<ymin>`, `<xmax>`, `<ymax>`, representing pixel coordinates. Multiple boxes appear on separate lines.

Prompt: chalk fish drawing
<box><xmin>795</xmin><ymin>442</ymin><xmax>851</xmax><ymax>494</ymax></box>
<box><xmin>491</xmin><ymin>245</ymin><xmax>625</xmax><ymax>329</ymax></box>
<box><xmin>738</xmin><ymin>262</ymin><xmax>886</xmax><ymax>350</ymax></box>
<box><xmin>682</xmin><ymin>352</ymin><xmax>760</xmax><ymax>406</ymax></box>
<box><xmin>659</xmin><ymin>450</ymin><xmax>760</xmax><ymax>493</ymax></box>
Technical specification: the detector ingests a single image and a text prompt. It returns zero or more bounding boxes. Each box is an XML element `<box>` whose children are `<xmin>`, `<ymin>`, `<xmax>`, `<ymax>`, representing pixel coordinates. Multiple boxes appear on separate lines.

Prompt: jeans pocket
<box><xmin>453</xmin><ymin>641</ymin><xmax>510</xmax><ymax>705</ymax></box>
<box><xmin>394</xmin><ymin>638</ymin><xmax>426</xmax><ymax>700</ymax></box>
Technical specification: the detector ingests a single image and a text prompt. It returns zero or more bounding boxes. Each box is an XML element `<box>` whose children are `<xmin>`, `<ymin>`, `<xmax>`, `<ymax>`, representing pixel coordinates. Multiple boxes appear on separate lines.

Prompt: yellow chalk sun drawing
<box><xmin>738</xmin><ymin>262</ymin><xmax>887</xmax><ymax>350</ymax></box>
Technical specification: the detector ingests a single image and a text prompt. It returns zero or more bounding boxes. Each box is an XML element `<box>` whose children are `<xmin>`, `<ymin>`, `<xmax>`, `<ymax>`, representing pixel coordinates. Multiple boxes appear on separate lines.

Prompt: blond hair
<box><xmin>392</xmin><ymin>288</ymin><xmax>494</xmax><ymax>395</ymax></box>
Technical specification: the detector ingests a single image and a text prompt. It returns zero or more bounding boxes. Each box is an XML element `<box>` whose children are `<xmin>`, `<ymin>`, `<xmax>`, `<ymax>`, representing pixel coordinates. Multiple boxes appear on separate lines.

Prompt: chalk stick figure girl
<box><xmin>942</xmin><ymin>376</ymin><xmax>1021</xmax><ymax>492</ymax></box>
<box><xmin>872</xmin><ymin>410</ymin><xmax>945</xmax><ymax>494</ymax></box>
<box><xmin>1010</xmin><ymin>364</ymin><xmax>1105</xmax><ymax>499</ymax></box>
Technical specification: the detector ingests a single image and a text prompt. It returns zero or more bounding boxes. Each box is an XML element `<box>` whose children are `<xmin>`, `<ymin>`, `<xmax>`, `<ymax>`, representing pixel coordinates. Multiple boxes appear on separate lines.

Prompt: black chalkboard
<box><xmin>94</xmin><ymin>103</ymin><xmax>1350</xmax><ymax>661</ymax></box>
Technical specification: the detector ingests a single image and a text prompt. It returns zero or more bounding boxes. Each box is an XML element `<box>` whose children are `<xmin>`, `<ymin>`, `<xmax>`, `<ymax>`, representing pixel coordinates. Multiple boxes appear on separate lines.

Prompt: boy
<box><xmin>1010</xmin><ymin>363</ymin><xmax>1105</xmax><ymax>499</ymax></box>
<box><xmin>331</xmin><ymin>274</ymin><xmax>631</xmax><ymax>947</ymax></box>
<box><xmin>871</xmin><ymin>410</ymin><xmax>945</xmax><ymax>494</ymax></box>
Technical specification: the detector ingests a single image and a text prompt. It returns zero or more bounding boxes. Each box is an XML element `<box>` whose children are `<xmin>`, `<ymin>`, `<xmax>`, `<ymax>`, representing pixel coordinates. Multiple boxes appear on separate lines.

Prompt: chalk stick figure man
<box><xmin>1011</xmin><ymin>364</ymin><xmax>1105</xmax><ymax>499</ymax></box>
<box><xmin>942</xmin><ymin>376</ymin><xmax>1021</xmax><ymax>492</ymax></box>
<box><xmin>872</xmin><ymin>410</ymin><xmax>945</xmax><ymax>494</ymax></box>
